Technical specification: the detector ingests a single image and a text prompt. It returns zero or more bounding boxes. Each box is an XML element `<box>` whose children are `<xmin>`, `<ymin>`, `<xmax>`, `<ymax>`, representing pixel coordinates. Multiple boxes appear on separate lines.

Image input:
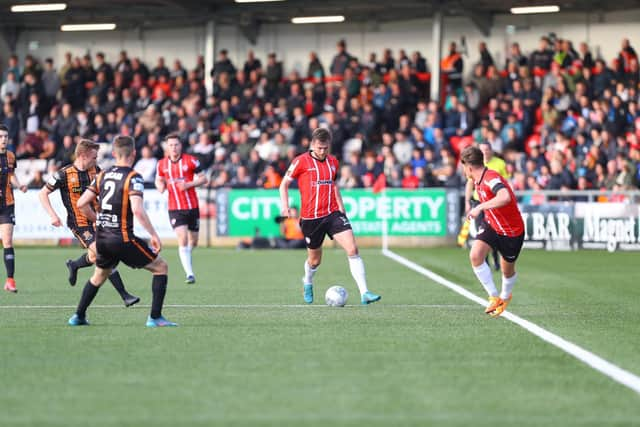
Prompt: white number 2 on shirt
<box><xmin>101</xmin><ymin>180</ymin><xmax>116</xmax><ymax>210</ymax></box>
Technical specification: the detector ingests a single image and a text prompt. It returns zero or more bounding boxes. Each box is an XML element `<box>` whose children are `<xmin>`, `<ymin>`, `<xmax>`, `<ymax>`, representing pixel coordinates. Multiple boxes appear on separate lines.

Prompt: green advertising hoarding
<box><xmin>216</xmin><ymin>188</ymin><xmax>453</xmax><ymax>238</ymax></box>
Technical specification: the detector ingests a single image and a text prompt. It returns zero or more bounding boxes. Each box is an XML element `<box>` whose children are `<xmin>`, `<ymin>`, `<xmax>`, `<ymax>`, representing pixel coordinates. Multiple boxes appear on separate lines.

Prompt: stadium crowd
<box><xmin>1</xmin><ymin>35</ymin><xmax>640</xmax><ymax>193</ymax></box>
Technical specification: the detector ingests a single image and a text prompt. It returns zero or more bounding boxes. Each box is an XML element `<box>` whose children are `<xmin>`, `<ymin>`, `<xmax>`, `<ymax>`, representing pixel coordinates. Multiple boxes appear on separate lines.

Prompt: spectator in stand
<box><xmin>0</xmin><ymin>71</ymin><xmax>20</xmax><ymax>101</ymax></box>
<box><xmin>243</xmin><ymin>50</ymin><xmax>262</xmax><ymax>80</ymax></box>
<box><xmin>617</xmin><ymin>38</ymin><xmax>638</xmax><ymax>74</ymax></box>
<box><xmin>530</xmin><ymin>36</ymin><xmax>554</xmax><ymax>72</ymax></box>
<box><xmin>3</xmin><ymin>54</ymin><xmax>21</xmax><ymax>83</ymax></box>
<box><xmin>211</xmin><ymin>49</ymin><xmax>236</xmax><ymax>82</ymax></box>
<box><xmin>330</xmin><ymin>39</ymin><xmax>352</xmax><ymax>76</ymax></box>
<box><xmin>507</xmin><ymin>42</ymin><xmax>528</xmax><ymax>67</ymax></box>
<box><xmin>478</xmin><ymin>42</ymin><xmax>494</xmax><ymax>72</ymax></box>
<box><xmin>41</xmin><ymin>59</ymin><xmax>60</xmax><ymax>111</ymax></box>
<box><xmin>134</xmin><ymin>145</ymin><xmax>159</xmax><ymax>187</ymax></box>
<box><xmin>307</xmin><ymin>52</ymin><xmax>325</xmax><ymax>80</ymax></box>
<box><xmin>441</xmin><ymin>42</ymin><xmax>464</xmax><ymax>93</ymax></box>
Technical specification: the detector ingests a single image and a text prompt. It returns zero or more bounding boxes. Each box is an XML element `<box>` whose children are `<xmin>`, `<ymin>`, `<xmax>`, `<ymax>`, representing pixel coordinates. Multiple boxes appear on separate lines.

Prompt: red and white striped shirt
<box><xmin>156</xmin><ymin>154</ymin><xmax>202</xmax><ymax>211</ymax></box>
<box><xmin>475</xmin><ymin>168</ymin><xmax>524</xmax><ymax>237</ymax></box>
<box><xmin>285</xmin><ymin>152</ymin><xmax>339</xmax><ymax>220</ymax></box>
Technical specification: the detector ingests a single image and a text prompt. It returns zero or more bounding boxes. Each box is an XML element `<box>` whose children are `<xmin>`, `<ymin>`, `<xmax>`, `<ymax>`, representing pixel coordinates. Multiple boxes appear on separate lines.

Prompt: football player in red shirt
<box><xmin>461</xmin><ymin>146</ymin><xmax>525</xmax><ymax>317</ymax></box>
<box><xmin>155</xmin><ymin>134</ymin><xmax>208</xmax><ymax>284</ymax></box>
<box><xmin>279</xmin><ymin>127</ymin><xmax>381</xmax><ymax>305</ymax></box>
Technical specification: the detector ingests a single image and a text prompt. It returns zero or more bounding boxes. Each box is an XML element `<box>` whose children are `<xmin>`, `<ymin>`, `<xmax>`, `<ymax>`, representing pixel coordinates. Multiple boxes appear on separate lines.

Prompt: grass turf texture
<box><xmin>1</xmin><ymin>247</ymin><xmax>639</xmax><ymax>426</ymax></box>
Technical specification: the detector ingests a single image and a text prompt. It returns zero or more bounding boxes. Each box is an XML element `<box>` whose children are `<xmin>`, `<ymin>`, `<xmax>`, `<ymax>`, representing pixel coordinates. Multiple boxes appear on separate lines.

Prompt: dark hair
<box><xmin>113</xmin><ymin>135</ymin><xmax>135</xmax><ymax>158</ymax></box>
<box><xmin>0</xmin><ymin>124</ymin><xmax>8</xmax><ymax>132</ymax></box>
<box><xmin>460</xmin><ymin>146</ymin><xmax>484</xmax><ymax>167</ymax></box>
<box><xmin>311</xmin><ymin>127</ymin><xmax>332</xmax><ymax>144</ymax></box>
<box><xmin>165</xmin><ymin>132</ymin><xmax>180</xmax><ymax>142</ymax></box>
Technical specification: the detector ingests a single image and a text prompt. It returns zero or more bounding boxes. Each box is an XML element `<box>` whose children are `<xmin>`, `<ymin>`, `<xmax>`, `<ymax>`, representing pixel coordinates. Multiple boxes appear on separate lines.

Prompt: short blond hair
<box><xmin>75</xmin><ymin>139</ymin><xmax>100</xmax><ymax>157</ymax></box>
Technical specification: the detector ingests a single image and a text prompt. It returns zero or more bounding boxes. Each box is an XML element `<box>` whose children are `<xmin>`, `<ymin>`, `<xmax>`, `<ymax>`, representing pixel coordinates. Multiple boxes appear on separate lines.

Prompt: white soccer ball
<box><xmin>325</xmin><ymin>285</ymin><xmax>348</xmax><ymax>307</ymax></box>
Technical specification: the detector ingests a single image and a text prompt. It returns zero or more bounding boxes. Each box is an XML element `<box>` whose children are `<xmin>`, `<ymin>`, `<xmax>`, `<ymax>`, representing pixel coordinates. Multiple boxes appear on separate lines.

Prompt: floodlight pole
<box><xmin>205</xmin><ymin>20</ymin><xmax>216</xmax><ymax>96</ymax></box>
<box><xmin>430</xmin><ymin>8</ymin><xmax>443</xmax><ymax>103</ymax></box>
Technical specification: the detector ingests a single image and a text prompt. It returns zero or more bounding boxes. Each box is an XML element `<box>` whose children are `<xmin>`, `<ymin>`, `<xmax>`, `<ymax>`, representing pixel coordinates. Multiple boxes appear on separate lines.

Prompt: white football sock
<box><xmin>178</xmin><ymin>246</ymin><xmax>194</xmax><ymax>277</ymax></box>
<box><xmin>500</xmin><ymin>273</ymin><xmax>517</xmax><ymax>299</ymax></box>
<box><xmin>348</xmin><ymin>255</ymin><xmax>369</xmax><ymax>295</ymax></box>
<box><xmin>473</xmin><ymin>262</ymin><xmax>498</xmax><ymax>297</ymax></box>
<box><xmin>303</xmin><ymin>260</ymin><xmax>318</xmax><ymax>285</ymax></box>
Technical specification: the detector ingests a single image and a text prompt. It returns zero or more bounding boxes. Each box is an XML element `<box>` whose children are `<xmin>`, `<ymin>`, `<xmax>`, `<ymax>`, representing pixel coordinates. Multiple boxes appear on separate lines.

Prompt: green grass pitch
<box><xmin>1</xmin><ymin>246</ymin><xmax>639</xmax><ymax>426</ymax></box>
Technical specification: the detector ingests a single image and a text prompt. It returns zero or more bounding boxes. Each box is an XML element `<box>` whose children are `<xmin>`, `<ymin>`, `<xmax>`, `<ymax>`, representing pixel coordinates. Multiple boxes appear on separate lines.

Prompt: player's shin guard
<box><xmin>500</xmin><ymin>272</ymin><xmax>517</xmax><ymax>300</ymax></box>
<box><xmin>472</xmin><ymin>262</ymin><xmax>498</xmax><ymax>297</ymax></box>
<box><xmin>303</xmin><ymin>260</ymin><xmax>317</xmax><ymax>284</ymax></box>
<box><xmin>76</xmin><ymin>280</ymin><xmax>100</xmax><ymax>318</ymax></box>
<box><xmin>4</xmin><ymin>248</ymin><xmax>15</xmax><ymax>279</ymax></box>
<box><xmin>150</xmin><ymin>274</ymin><xmax>168</xmax><ymax>319</ymax></box>
<box><xmin>108</xmin><ymin>269</ymin><xmax>128</xmax><ymax>298</ymax></box>
<box><xmin>348</xmin><ymin>255</ymin><xmax>369</xmax><ymax>295</ymax></box>
<box><xmin>178</xmin><ymin>246</ymin><xmax>194</xmax><ymax>277</ymax></box>
<box><xmin>72</xmin><ymin>253</ymin><xmax>93</xmax><ymax>269</ymax></box>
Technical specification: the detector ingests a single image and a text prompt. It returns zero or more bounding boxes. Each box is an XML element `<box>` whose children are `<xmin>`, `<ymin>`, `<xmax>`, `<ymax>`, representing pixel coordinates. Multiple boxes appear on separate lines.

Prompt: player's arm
<box><xmin>179</xmin><ymin>171</ymin><xmax>208</xmax><ymax>191</ymax></box>
<box><xmin>464</xmin><ymin>178</ymin><xmax>474</xmax><ymax>215</ymax></box>
<box><xmin>279</xmin><ymin>175</ymin><xmax>292</xmax><ymax>217</ymax></box>
<box><xmin>10</xmin><ymin>174</ymin><xmax>27</xmax><ymax>193</ymax></box>
<box><xmin>334</xmin><ymin>185</ymin><xmax>346</xmax><ymax>214</ymax></box>
<box><xmin>130</xmin><ymin>194</ymin><xmax>162</xmax><ymax>253</ymax></box>
<box><xmin>77</xmin><ymin>189</ymin><xmax>98</xmax><ymax>223</ymax></box>
<box><xmin>38</xmin><ymin>186</ymin><xmax>62</xmax><ymax>227</ymax></box>
<box><xmin>469</xmin><ymin>188</ymin><xmax>511</xmax><ymax>219</ymax></box>
<box><xmin>155</xmin><ymin>172</ymin><xmax>166</xmax><ymax>193</ymax></box>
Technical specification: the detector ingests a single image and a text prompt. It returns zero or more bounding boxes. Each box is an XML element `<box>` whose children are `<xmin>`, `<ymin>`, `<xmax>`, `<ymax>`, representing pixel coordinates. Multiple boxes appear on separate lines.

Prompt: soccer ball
<box><xmin>325</xmin><ymin>285</ymin><xmax>348</xmax><ymax>307</ymax></box>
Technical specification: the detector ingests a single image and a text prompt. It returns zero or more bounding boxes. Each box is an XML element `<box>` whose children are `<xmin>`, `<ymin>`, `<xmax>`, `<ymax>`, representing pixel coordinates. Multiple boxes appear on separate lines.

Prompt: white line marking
<box><xmin>382</xmin><ymin>248</ymin><xmax>640</xmax><ymax>394</ymax></box>
<box><xmin>0</xmin><ymin>304</ymin><xmax>471</xmax><ymax>309</ymax></box>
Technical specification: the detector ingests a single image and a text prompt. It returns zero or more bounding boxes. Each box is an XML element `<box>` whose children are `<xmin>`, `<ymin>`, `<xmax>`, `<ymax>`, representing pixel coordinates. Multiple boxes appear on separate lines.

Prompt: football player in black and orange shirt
<box><xmin>69</xmin><ymin>135</ymin><xmax>175</xmax><ymax>327</ymax></box>
<box><xmin>0</xmin><ymin>124</ymin><xmax>27</xmax><ymax>293</ymax></box>
<box><xmin>39</xmin><ymin>139</ymin><xmax>139</xmax><ymax>306</ymax></box>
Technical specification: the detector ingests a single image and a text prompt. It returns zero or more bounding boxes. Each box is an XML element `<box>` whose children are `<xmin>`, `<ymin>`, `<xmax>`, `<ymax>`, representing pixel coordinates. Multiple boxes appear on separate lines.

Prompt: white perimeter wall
<box><xmin>9</xmin><ymin>9</ymin><xmax>640</xmax><ymax>77</ymax></box>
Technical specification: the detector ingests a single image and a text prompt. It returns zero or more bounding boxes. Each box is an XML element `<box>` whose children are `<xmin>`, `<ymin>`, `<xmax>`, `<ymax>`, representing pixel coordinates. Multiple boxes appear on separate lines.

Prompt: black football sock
<box><xmin>71</xmin><ymin>253</ymin><xmax>93</xmax><ymax>269</ymax></box>
<box><xmin>4</xmin><ymin>248</ymin><xmax>15</xmax><ymax>279</ymax></box>
<box><xmin>150</xmin><ymin>275</ymin><xmax>168</xmax><ymax>319</ymax></box>
<box><xmin>108</xmin><ymin>269</ymin><xmax>128</xmax><ymax>298</ymax></box>
<box><xmin>76</xmin><ymin>280</ymin><xmax>100</xmax><ymax>318</ymax></box>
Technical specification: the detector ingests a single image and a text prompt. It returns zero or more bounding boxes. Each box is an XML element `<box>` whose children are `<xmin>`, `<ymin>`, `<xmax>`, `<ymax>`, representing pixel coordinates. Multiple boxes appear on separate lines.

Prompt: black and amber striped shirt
<box><xmin>46</xmin><ymin>164</ymin><xmax>100</xmax><ymax>229</ymax></box>
<box><xmin>88</xmin><ymin>166</ymin><xmax>144</xmax><ymax>242</ymax></box>
<box><xmin>0</xmin><ymin>151</ymin><xmax>16</xmax><ymax>208</ymax></box>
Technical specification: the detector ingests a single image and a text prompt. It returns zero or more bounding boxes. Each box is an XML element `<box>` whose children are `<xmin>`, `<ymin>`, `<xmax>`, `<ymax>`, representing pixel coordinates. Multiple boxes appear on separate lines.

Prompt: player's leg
<box><xmin>86</xmin><ymin>242</ymin><xmax>140</xmax><ymax>307</ymax></box>
<box><xmin>182</xmin><ymin>219</ymin><xmax>199</xmax><ymax>284</ymax></box>
<box><xmin>302</xmin><ymin>247</ymin><xmax>322</xmax><ymax>303</ymax></box>
<box><xmin>143</xmin><ymin>256</ymin><xmax>176</xmax><ymax>327</ymax></box>
<box><xmin>1</xmin><ymin>221</ymin><xmax>16</xmax><ymax>293</ymax></box>
<box><xmin>69</xmin><ymin>266</ymin><xmax>111</xmax><ymax>326</ymax></box>
<box><xmin>332</xmin><ymin>229</ymin><xmax>381</xmax><ymax>305</ymax></box>
<box><xmin>175</xmin><ymin>224</ymin><xmax>195</xmax><ymax>283</ymax></box>
<box><xmin>66</xmin><ymin>229</ymin><xmax>95</xmax><ymax>286</ymax></box>
<box><xmin>491</xmin><ymin>235</ymin><xmax>524</xmax><ymax>317</ymax></box>
<box><xmin>299</xmin><ymin>217</ymin><xmax>324</xmax><ymax>304</ymax></box>
<box><xmin>470</xmin><ymin>237</ymin><xmax>501</xmax><ymax>314</ymax></box>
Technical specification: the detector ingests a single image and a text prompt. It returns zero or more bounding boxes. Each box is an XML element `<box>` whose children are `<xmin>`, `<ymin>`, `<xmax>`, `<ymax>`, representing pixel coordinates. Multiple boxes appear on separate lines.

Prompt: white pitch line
<box><xmin>0</xmin><ymin>303</ymin><xmax>472</xmax><ymax>309</ymax></box>
<box><xmin>382</xmin><ymin>248</ymin><xmax>640</xmax><ymax>395</ymax></box>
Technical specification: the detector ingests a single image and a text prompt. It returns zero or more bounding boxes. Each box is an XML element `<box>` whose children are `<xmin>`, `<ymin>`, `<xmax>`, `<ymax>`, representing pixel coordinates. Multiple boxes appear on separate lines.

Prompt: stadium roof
<box><xmin>2</xmin><ymin>0</ymin><xmax>640</xmax><ymax>29</ymax></box>
<box><xmin>1</xmin><ymin>0</ymin><xmax>639</xmax><ymax>44</ymax></box>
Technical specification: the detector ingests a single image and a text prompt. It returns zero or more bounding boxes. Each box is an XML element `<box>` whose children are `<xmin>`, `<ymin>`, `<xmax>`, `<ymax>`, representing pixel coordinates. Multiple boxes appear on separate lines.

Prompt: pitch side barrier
<box><xmin>15</xmin><ymin>188</ymin><xmax>640</xmax><ymax>252</ymax></box>
<box><xmin>513</xmin><ymin>190</ymin><xmax>640</xmax><ymax>252</ymax></box>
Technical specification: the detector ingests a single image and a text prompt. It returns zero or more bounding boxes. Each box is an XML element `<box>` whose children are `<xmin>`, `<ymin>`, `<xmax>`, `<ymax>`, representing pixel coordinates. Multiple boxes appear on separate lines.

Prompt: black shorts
<box><xmin>96</xmin><ymin>234</ymin><xmax>157</xmax><ymax>270</ymax></box>
<box><xmin>300</xmin><ymin>211</ymin><xmax>352</xmax><ymax>250</ymax></box>
<box><xmin>169</xmin><ymin>208</ymin><xmax>200</xmax><ymax>231</ymax></box>
<box><xmin>0</xmin><ymin>205</ymin><xmax>15</xmax><ymax>225</ymax></box>
<box><xmin>475</xmin><ymin>220</ymin><xmax>525</xmax><ymax>263</ymax></box>
<box><xmin>71</xmin><ymin>226</ymin><xmax>95</xmax><ymax>249</ymax></box>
